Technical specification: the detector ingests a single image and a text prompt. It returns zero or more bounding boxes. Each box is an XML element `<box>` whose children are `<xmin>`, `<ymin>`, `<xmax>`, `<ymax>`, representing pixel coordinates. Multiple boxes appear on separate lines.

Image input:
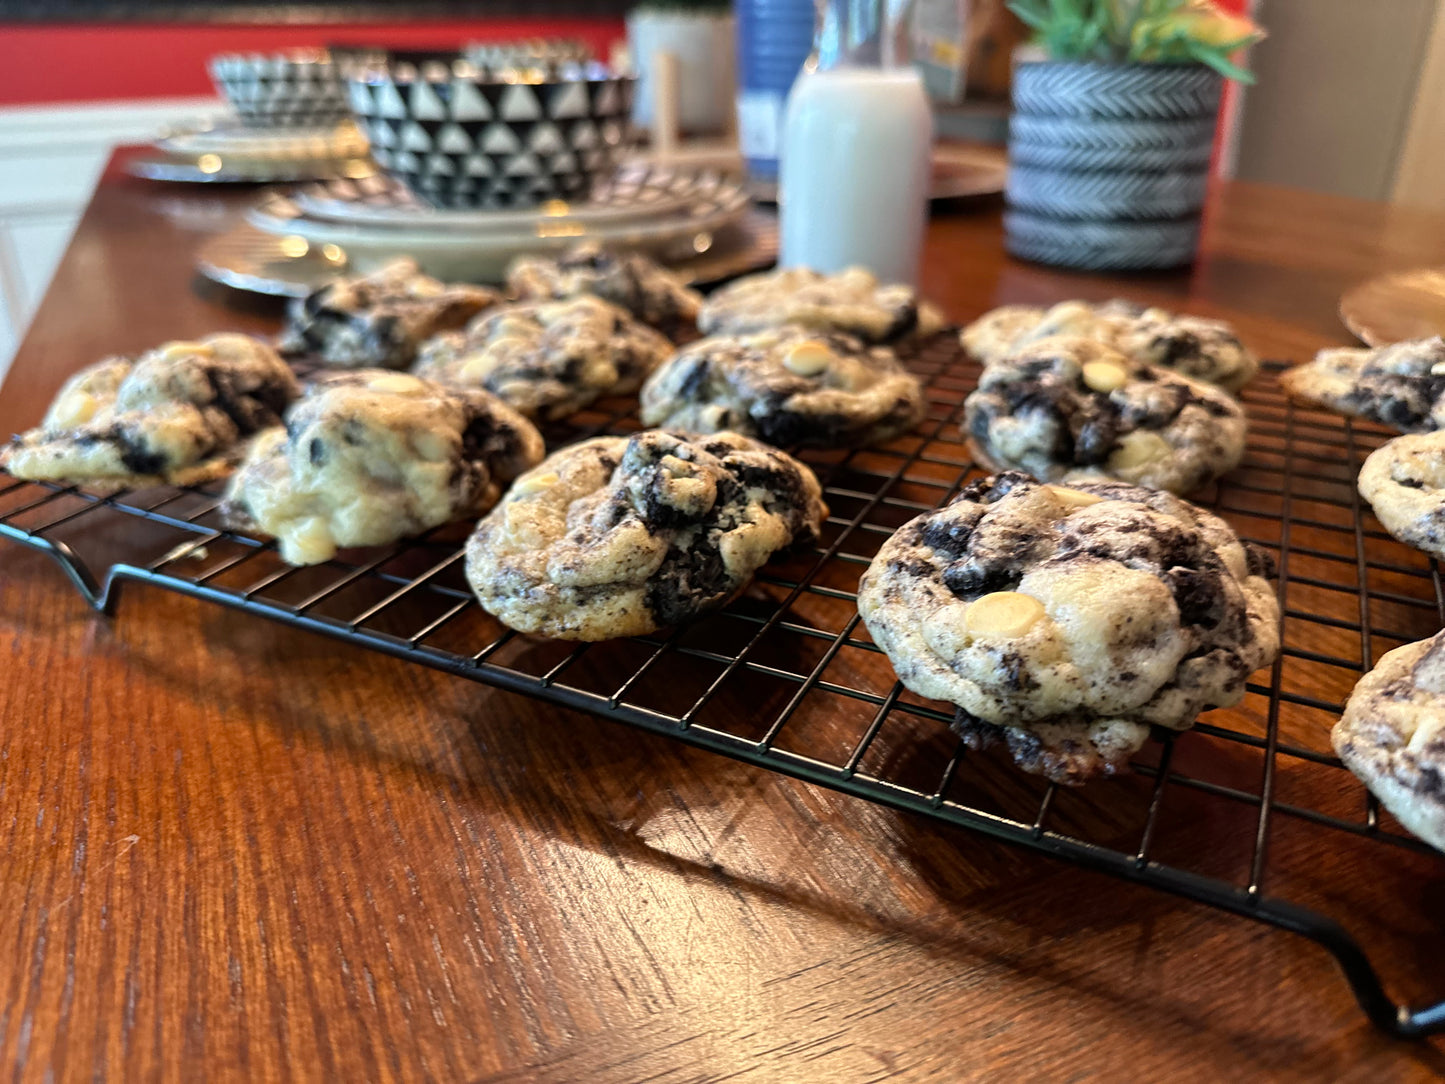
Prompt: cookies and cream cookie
<box><xmin>963</xmin><ymin>299</ymin><xmax>1258</xmax><ymax>392</ymax></box>
<box><xmin>465</xmin><ymin>429</ymin><xmax>827</xmax><ymax>640</ymax></box>
<box><xmin>857</xmin><ymin>472</ymin><xmax>1280</xmax><ymax>784</ymax></box>
<box><xmin>505</xmin><ymin>243</ymin><xmax>703</xmax><ymax>339</ymax></box>
<box><xmin>1357</xmin><ymin>430</ymin><xmax>1445</xmax><ymax>559</ymax></box>
<box><xmin>697</xmin><ymin>267</ymin><xmax>944</xmax><ymax>344</ymax></box>
<box><xmin>279</xmin><ymin>258</ymin><xmax>499</xmax><ymax>369</ymax></box>
<box><xmin>1</xmin><ymin>334</ymin><xmax>299</xmax><ymax>489</ymax></box>
<box><xmin>1280</xmin><ymin>337</ymin><xmax>1445</xmax><ymax>432</ymax></box>
<box><xmin>638</xmin><ymin>327</ymin><xmax>926</xmax><ymax>448</ymax></box>
<box><xmin>413</xmin><ymin>295</ymin><xmax>674</xmax><ymax>421</ymax></box>
<box><xmin>222</xmin><ymin>370</ymin><xmax>543</xmax><ymax>566</ymax></box>
<box><xmin>963</xmin><ymin>335</ymin><xmax>1247</xmax><ymax>495</ymax></box>
<box><xmin>1334</xmin><ymin>630</ymin><xmax>1445</xmax><ymax>851</ymax></box>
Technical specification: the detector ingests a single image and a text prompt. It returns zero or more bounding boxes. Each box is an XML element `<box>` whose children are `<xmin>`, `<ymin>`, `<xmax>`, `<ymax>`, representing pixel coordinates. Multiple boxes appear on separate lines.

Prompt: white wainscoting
<box><xmin>0</xmin><ymin>96</ymin><xmax>227</xmax><ymax>383</ymax></box>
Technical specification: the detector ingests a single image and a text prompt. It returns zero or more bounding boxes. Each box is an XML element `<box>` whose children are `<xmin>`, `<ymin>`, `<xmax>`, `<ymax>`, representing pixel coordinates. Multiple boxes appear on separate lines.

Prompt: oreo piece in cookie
<box><xmin>1281</xmin><ymin>337</ymin><xmax>1445</xmax><ymax>433</ymax></box>
<box><xmin>413</xmin><ymin>295</ymin><xmax>673</xmax><ymax>421</ymax></box>
<box><xmin>857</xmin><ymin>472</ymin><xmax>1280</xmax><ymax>784</ymax></box>
<box><xmin>222</xmin><ymin>370</ymin><xmax>543</xmax><ymax>566</ymax></box>
<box><xmin>1334</xmin><ymin>630</ymin><xmax>1445</xmax><ymax>851</ymax></box>
<box><xmin>639</xmin><ymin>326</ymin><xmax>925</xmax><ymax>449</ymax></box>
<box><xmin>1</xmin><ymin>333</ymin><xmax>299</xmax><ymax>490</ymax></box>
<box><xmin>279</xmin><ymin>258</ymin><xmax>499</xmax><ymax>369</ymax></box>
<box><xmin>963</xmin><ymin>335</ymin><xmax>1247</xmax><ymax>495</ymax></box>
<box><xmin>697</xmin><ymin>266</ymin><xmax>944</xmax><ymax>345</ymax></box>
<box><xmin>465</xmin><ymin>429</ymin><xmax>827</xmax><ymax>640</ymax></box>
<box><xmin>506</xmin><ymin>242</ymin><xmax>703</xmax><ymax>340</ymax></box>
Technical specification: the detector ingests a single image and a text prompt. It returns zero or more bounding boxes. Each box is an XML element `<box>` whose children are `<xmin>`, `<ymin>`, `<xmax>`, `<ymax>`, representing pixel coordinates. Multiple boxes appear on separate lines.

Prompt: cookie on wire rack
<box><xmin>963</xmin><ymin>335</ymin><xmax>1247</xmax><ymax>495</ymax></box>
<box><xmin>963</xmin><ymin>298</ymin><xmax>1258</xmax><ymax>393</ymax></box>
<box><xmin>639</xmin><ymin>326</ymin><xmax>926</xmax><ymax>449</ymax></box>
<box><xmin>1280</xmin><ymin>337</ymin><xmax>1445</xmax><ymax>433</ymax></box>
<box><xmin>279</xmin><ymin>257</ymin><xmax>500</xmax><ymax>370</ymax></box>
<box><xmin>505</xmin><ymin>242</ymin><xmax>703</xmax><ymax>341</ymax></box>
<box><xmin>1334</xmin><ymin>630</ymin><xmax>1445</xmax><ymax>852</ymax></box>
<box><xmin>857</xmin><ymin>472</ymin><xmax>1280</xmax><ymax>785</ymax></box>
<box><xmin>222</xmin><ymin>370</ymin><xmax>543</xmax><ymax>566</ymax></box>
<box><xmin>1357</xmin><ymin>430</ymin><xmax>1445</xmax><ymax>560</ymax></box>
<box><xmin>413</xmin><ymin>295</ymin><xmax>673</xmax><ymax>422</ymax></box>
<box><xmin>697</xmin><ymin>266</ymin><xmax>945</xmax><ymax>345</ymax></box>
<box><xmin>465</xmin><ymin>429</ymin><xmax>827</xmax><ymax>641</ymax></box>
<box><xmin>1</xmin><ymin>333</ymin><xmax>299</xmax><ymax>491</ymax></box>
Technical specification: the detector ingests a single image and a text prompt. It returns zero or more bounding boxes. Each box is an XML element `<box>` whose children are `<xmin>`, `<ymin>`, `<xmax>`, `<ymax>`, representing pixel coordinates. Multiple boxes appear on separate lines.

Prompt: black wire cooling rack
<box><xmin>3</xmin><ymin>334</ymin><xmax>1444</xmax><ymax>1037</ymax></box>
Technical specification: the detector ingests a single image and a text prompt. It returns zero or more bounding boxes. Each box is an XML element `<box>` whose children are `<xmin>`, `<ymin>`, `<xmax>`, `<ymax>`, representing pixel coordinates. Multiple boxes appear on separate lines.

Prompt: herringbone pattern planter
<box><xmin>1005</xmin><ymin>61</ymin><xmax>1223</xmax><ymax>271</ymax></box>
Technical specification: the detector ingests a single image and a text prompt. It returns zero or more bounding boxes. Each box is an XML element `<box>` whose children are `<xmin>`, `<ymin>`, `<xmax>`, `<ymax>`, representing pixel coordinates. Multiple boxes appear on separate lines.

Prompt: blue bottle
<box><xmin>734</xmin><ymin>0</ymin><xmax>816</xmax><ymax>181</ymax></box>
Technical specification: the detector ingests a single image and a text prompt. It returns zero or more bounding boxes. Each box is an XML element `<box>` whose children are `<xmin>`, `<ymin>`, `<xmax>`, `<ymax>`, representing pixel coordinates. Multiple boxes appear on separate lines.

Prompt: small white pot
<box><xmin>627</xmin><ymin>9</ymin><xmax>737</xmax><ymax>135</ymax></box>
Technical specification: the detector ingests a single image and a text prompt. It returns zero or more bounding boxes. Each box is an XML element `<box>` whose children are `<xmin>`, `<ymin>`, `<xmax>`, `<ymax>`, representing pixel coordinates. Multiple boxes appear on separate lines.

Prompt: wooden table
<box><xmin>2</xmin><ymin>149</ymin><xmax>1445</xmax><ymax>1081</ymax></box>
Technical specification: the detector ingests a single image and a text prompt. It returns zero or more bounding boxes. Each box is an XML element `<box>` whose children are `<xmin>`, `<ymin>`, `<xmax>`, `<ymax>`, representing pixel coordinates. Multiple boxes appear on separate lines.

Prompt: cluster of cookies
<box><xmin>1282</xmin><ymin>336</ymin><xmax>1445</xmax><ymax>849</ymax></box>
<box><xmin>0</xmin><ymin>249</ymin><xmax>939</xmax><ymax>646</ymax></box>
<box><xmin>848</xmin><ymin>299</ymin><xmax>1280</xmax><ymax>788</ymax></box>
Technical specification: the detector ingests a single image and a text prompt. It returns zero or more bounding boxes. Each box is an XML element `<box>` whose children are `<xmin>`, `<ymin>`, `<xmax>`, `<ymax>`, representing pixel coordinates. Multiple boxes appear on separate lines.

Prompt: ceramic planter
<box><xmin>1005</xmin><ymin>61</ymin><xmax>1223</xmax><ymax>271</ymax></box>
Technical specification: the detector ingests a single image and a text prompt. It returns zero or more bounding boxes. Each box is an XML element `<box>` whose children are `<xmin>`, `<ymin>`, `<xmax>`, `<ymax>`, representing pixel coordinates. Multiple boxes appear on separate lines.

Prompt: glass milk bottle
<box><xmin>778</xmin><ymin>0</ymin><xmax>934</xmax><ymax>285</ymax></box>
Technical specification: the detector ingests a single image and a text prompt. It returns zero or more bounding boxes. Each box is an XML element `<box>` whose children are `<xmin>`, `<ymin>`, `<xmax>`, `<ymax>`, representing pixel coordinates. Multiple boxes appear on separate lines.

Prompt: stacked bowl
<box><xmin>346</xmin><ymin>55</ymin><xmax>636</xmax><ymax>210</ymax></box>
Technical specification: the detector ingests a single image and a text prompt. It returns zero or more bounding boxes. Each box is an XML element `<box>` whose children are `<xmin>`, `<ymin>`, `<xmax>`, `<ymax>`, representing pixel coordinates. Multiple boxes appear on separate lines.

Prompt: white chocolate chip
<box><xmin>783</xmin><ymin>340</ymin><xmax>833</xmax><ymax>377</ymax></box>
<box><xmin>457</xmin><ymin>355</ymin><xmax>497</xmax><ymax>384</ymax></box>
<box><xmin>484</xmin><ymin>334</ymin><xmax>531</xmax><ymax>355</ymax></box>
<box><xmin>407</xmin><ymin>277</ymin><xmax>444</xmax><ymax>298</ymax></box>
<box><xmin>1108</xmin><ymin>430</ymin><xmax>1172</xmax><ymax>471</ymax></box>
<box><xmin>965</xmin><ymin>591</ymin><xmax>1045</xmax><ymax>639</ymax></box>
<box><xmin>158</xmin><ymin>340</ymin><xmax>214</xmax><ymax>362</ymax></box>
<box><xmin>50</xmin><ymin>392</ymin><xmax>99</xmax><ymax>430</ymax></box>
<box><xmin>287</xmin><ymin>516</ymin><xmax>337</xmax><ymax>565</ymax></box>
<box><xmin>412</xmin><ymin>430</ymin><xmax>452</xmax><ymax>462</ymax></box>
<box><xmin>1082</xmin><ymin>360</ymin><xmax>1128</xmax><ymax>393</ymax></box>
<box><xmin>1431</xmin><ymin>361</ymin><xmax>1445</xmax><ymax>376</ymax></box>
<box><xmin>1047</xmin><ymin>485</ymin><xmax>1105</xmax><ymax>510</ymax></box>
<box><xmin>512</xmin><ymin>471</ymin><xmax>559</xmax><ymax>497</ymax></box>
<box><xmin>488</xmin><ymin>317</ymin><xmax>536</xmax><ymax>341</ymax></box>
<box><xmin>1407</xmin><ymin>709</ymin><xmax>1445</xmax><ymax>752</ymax></box>
<box><xmin>366</xmin><ymin>372</ymin><xmax>428</xmax><ymax>395</ymax></box>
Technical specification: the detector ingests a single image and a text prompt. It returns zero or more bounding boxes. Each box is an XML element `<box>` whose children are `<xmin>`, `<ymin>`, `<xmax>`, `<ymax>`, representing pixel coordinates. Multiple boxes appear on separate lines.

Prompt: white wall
<box><xmin>0</xmin><ymin>96</ymin><xmax>227</xmax><ymax>382</ymax></box>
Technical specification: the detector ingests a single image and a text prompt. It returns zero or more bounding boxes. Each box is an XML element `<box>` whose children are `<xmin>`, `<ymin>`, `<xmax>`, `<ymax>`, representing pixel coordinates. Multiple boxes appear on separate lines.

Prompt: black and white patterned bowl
<box><xmin>209</xmin><ymin>50</ymin><xmax>351</xmax><ymax>130</ymax></box>
<box><xmin>346</xmin><ymin>59</ymin><xmax>637</xmax><ymax>210</ymax></box>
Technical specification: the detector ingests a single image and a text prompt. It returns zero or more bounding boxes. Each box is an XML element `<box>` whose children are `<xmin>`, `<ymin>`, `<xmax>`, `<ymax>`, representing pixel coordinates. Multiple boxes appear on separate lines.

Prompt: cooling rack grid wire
<box><xmin>3</xmin><ymin>335</ymin><xmax>1444</xmax><ymax>1037</ymax></box>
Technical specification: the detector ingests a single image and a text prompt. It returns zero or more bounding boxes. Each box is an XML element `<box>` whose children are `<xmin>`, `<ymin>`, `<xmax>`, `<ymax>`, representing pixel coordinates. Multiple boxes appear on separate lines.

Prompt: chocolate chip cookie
<box><xmin>639</xmin><ymin>327</ymin><xmax>926</xmax><ymax>449</ymax></box>
<box><xmin>223</xmin><ymin>370</ymin><xmax>543</xmax><ymax>566</ymax></box>
<box><xmin>506</xmin><ymin>243</ymin><xmax>703</xmax><ymax>340</ymax></box>
<box><xmin>2</xmin><ymin>334</ymin><xmax>299</xmax><ymax>490</ymax></box>
<box><xmin>279</xmin><ymin>258</ymin><xmax>499</xmax><ymax>369</ymax></box>
<box><xmin>1334</xmin><ymin>630</ymin><xmax>1445</xmax><ymax>851</ymax></box>
<box><xmin>857</xmin><ymin>472</ymin><xmax>1281</xmax><ymax>784</ymax></box>
<box><xmin>963</xmin><ymin>336</ymin><xmax>1247</xmax><ymax>495</ymax></box>
<box><xmin>1280</xmin><ymin>337</ymin><xmax>1445</xmax><ymax>432</ymax></box>
<box><xmin>412</xmin><ymin>295</ymin><xmax>674</xmax><ymax>421</ymax></box>
<box><xmin>1357</xmin><ymin>430</ymin><xmax>1445</xmax><ymax>559</ymax></box>
<box><xmin>465</xmin><ymin>429</ymin><xmax>827</xmax><ymax>640</ymax></box>
<box><xmin>963</xmin><ymin>299</ymin><xmax>1259</xmax><ymax>392</ymax></box>
<box><xmin>697</xmin><ymin>267</ymin><xmax>945</xmax><ymax>344</ymax></box>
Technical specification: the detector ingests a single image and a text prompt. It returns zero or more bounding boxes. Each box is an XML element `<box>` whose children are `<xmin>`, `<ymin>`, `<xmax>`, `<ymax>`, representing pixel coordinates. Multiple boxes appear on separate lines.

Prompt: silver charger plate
<box><xmin>195</xmin><ymin>211</ymin><xmax>780</xmax><ymax>299</ymax></box>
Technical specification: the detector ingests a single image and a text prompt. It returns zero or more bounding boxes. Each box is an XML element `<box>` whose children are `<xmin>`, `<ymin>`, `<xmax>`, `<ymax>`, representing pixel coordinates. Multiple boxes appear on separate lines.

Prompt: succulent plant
<box><xmin>1007</xmin><ymin>0</ymin><xmax>1264</xmax><ymax>81</ymax></box>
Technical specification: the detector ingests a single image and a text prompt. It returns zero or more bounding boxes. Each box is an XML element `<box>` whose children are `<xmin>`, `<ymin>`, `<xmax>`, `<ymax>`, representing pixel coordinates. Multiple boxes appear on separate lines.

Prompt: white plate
<box><xmin>290</xmin><ymin>165</ymin><xmax>738</xmax><ymax>232</ymax></box>
<box><xmin>157</xmin><ymin>121</ymin><xmax>369</xmax><ymax>160</ymax></box>
<box><xmin>127</xmin><ymin>153</ymin><xmax>375</xmax><ymax>185</ymax></box>
<box><xmin>246</xmin><ymin>167</ymin><xmax>750</xmax><ymax>281</ymax></box>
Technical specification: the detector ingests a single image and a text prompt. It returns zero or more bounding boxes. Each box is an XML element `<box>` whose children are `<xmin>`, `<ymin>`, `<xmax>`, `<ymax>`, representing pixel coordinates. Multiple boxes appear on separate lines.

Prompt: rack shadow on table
<box><xmin>2</xmin><ymin>335</ymin><xmax>1443</xmax><ymax>1037</ymax></box>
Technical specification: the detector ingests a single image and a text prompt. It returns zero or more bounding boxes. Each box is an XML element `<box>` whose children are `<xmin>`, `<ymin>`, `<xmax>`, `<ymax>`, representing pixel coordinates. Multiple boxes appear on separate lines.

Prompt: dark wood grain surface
<box><xmin>3</xmin><ymin>150</ymin><xmax>1445</xmax><ymax>1081</ymax></box>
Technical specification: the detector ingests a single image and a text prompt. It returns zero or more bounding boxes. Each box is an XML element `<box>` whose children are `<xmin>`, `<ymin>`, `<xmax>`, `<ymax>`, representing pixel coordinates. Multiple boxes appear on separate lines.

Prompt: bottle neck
<box><xmin>813</xmin><ymin>0</ymin><xmax>913</xmax><ymax>71</ymax></box>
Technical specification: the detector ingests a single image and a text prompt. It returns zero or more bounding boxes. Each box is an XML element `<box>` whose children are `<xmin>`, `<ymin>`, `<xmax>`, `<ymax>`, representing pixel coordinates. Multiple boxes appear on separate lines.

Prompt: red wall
<box><xmin>0</xmin><ymin>20</ymin><xmax>627</xmax><ymax>107</ymax></box>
